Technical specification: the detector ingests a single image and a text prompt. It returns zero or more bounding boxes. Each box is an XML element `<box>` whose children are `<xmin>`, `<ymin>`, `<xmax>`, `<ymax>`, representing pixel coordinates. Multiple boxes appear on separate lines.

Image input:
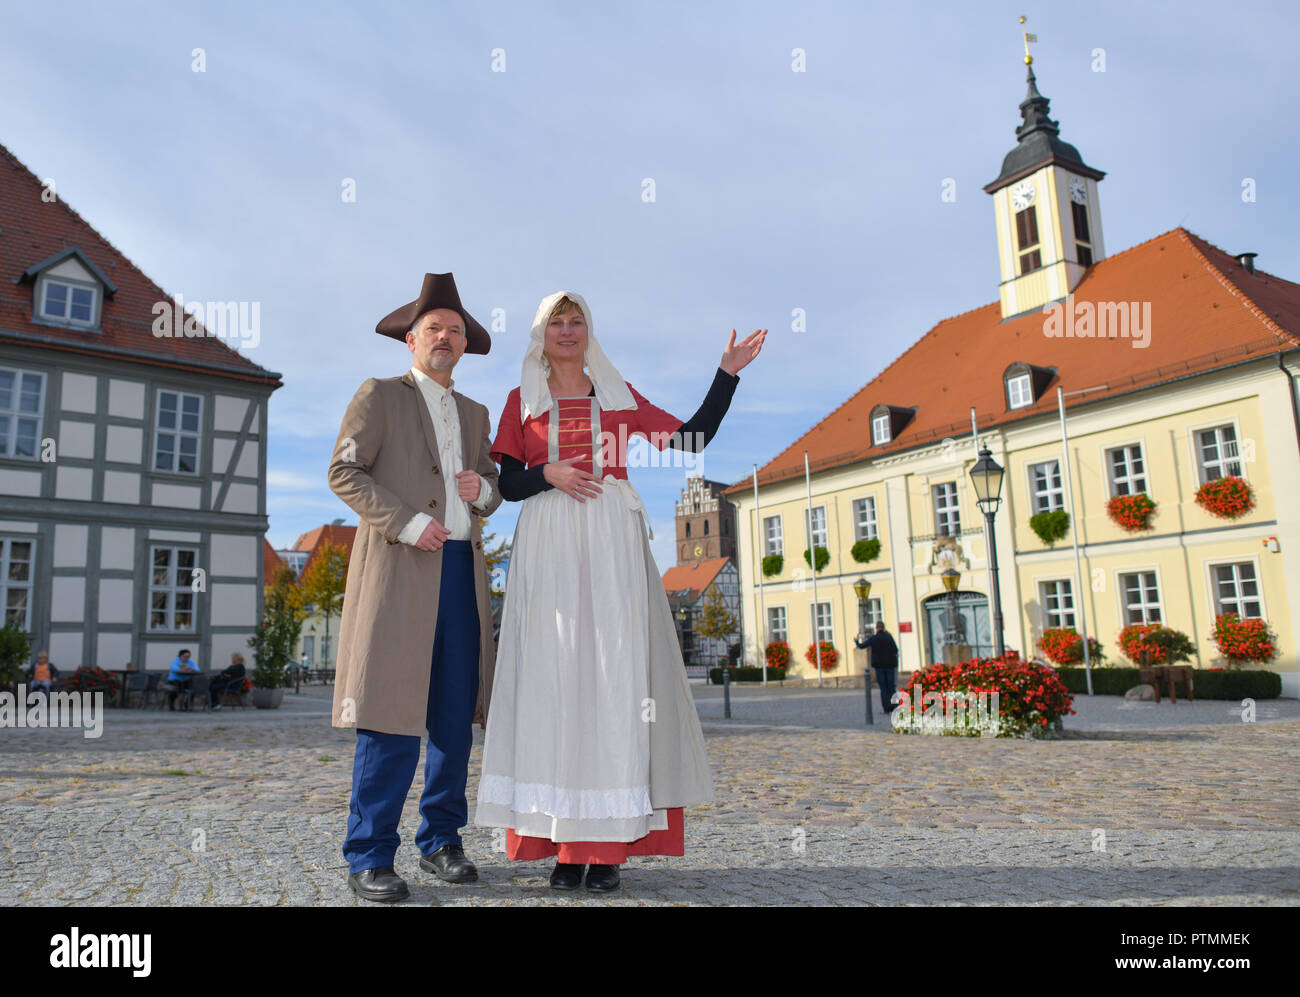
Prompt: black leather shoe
<box><xmin>549</xmin><ymin>862</ymin><xmax>584</xmax><ymax>891</ymax></box>
<box><xmin>585</xmin><ymin>864</ymin><xmax>621</xmax><ymax>892</ymax></box>
<box><xmin>419</xmin><ymin>844</ymin><xmax>478</xmax><ymax>883</ymax></box>
<box><xmin>347</xmin><ymin>866</ymin><xmax>409</xmax><ymax>903</ymax></box>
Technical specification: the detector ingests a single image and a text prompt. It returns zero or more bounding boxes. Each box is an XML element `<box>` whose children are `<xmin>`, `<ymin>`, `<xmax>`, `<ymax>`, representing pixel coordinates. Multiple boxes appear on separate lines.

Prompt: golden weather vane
<box><xmin>1019</xmin><ymin>15</ymin><xmax>1038</xmax><ymax>65</ymax></box>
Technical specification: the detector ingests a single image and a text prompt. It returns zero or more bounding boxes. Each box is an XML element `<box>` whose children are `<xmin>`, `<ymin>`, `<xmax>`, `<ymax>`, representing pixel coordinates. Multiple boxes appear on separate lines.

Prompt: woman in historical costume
<box><xmin>475</xmin><ymin>290</ymin><xmax>765</xmax><ymax>892</ymax></box>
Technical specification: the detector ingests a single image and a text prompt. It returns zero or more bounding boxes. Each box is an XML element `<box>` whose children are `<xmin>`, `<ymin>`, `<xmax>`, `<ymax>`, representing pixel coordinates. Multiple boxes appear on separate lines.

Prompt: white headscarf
<box><xmin>520</xmin><ymin>290</ymin><xmax>637</xmax><ymax>420</ymax></box>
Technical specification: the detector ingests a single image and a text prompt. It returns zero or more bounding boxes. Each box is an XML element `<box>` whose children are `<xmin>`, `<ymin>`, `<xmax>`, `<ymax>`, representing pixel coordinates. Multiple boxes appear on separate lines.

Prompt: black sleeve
<box><xmin>498</xmin><ymin>454</ymin><xmax>554</xmax><ymax>502</ymax></box>
<box><xmin>668</xmin><ymin>367</ymin><xmax>740</xmax><ymax>452</ymax></box>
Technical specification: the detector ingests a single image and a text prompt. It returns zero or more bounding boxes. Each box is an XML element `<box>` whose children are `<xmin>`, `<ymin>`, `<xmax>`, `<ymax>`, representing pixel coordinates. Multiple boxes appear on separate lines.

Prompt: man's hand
<box><xmin>415</xmin><ymin>518</ymin><xmax>452</xmax><ymax>551</ymax></box>
<box><xmin>542</xmin><ymin>456</ymin><xmax>603</xmax><ymax>502</ymax></box>
<box><xmin>454</xmin><ymin>469</ymin><xmax>481</xmax><ymax>503</ymax></box>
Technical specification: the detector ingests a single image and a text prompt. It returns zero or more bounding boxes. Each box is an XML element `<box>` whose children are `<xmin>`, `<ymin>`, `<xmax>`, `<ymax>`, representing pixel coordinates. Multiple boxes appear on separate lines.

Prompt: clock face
<box><xmin>694</xmin><ymin>545</ymin><xmax>703</xmax><ymax>557</ymax></box>
<box><xmin>1069</xmin><ymin>176</ymin><xmax>1087</xmax><ymax>204</ymax></box>
<box><xmin>1011</xmin><ymin>179</ymin><xmax>1036</xmax><ymax>211</ymax></box>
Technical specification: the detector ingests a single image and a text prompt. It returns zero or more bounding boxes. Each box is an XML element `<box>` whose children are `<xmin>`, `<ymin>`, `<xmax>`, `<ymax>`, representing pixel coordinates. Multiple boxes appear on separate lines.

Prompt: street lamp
<box><xmin>968</xmin><ymin>446</ymin><xmax>1006</xmax><ymax>657</ymax></box>
<box><xmin>941</xmin><ymin>566</ymin><xmax>961</xmax><ymax>647</ymax></box>
<box><xmin>852</xmin><ymin>576</ymin><xmax>873</xmax><ymax>725</ymax></box>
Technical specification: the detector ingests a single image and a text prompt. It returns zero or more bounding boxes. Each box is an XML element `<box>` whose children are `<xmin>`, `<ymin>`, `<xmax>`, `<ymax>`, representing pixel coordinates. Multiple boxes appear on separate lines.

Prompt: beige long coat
<box><xmin>328</xmin><ymin>371</ymin><xmax>503</xmax><ymax>737</ymax></box>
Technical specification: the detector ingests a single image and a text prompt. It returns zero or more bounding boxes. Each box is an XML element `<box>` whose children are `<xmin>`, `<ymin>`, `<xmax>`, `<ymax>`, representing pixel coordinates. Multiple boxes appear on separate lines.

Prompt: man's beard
<box><xmin>428</xmin><ymin>348</ymin><xmax>456</xmax><ymax>370</ymax></box>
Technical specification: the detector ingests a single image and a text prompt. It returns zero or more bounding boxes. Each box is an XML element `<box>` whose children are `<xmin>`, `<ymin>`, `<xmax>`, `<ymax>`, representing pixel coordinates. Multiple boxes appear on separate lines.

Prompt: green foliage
<box><xmin>1028</xmin><ymin>509</ymin><xmax>1071</xmax><ymax>546</ymax></box>
<box><xmin>0</xmin><ymin>621</ymin><xmax>32</xmax><ymax>686</ymax></box>
<box><xmin>250</xmin><ymin>566</ymin><xmax>308</xmax><ymax>689</ymax></box>
<box><xmin>1053</xmin><ymin>666</ymin><xmax>1281</xmax><ymax>699</ymax></box>
<box><xmin>695</xmin><ymin>586</ymin><xmax>737</xmax><ymax>644</ymax></box>
<box><xmin>850</xmin><ymin>538</ymin><xmax>881</xmax><ymax>564</ymax></box>
<box><xmin>802</xmin><ymin>546</ymin><xmax>830</xmax><ymax>572</ymax></box>
<box><xmin>710</xmin><ymin>666</ymin><xmax>786</xmax><ymax>684</ymax></box>
<box><xmin>761</xmin><ymin>554</ymin><xmax>783</xmax><ymax>577</ymax></box>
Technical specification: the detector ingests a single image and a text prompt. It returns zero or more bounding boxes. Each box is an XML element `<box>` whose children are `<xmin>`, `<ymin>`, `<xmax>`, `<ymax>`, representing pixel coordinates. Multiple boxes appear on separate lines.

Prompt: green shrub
<box><xmin>850</xmin><ymin>538</ymin><xmax>881</xmax><ymax>563</ymax></box>
<box><xmin>710</xmin><ymin>666</ymin><xmax>786</xmax><ymax>684</ymax></box>
<box><xmin>1029</xmin><ymin>510</ymin><xmax>1070</xmax><ymax>546</ymax></box>
<box><xmin>1053</xmin><ymin>666</ymin><xmax>1281</xmax><ymax>699</ymax></box>
<box><xmin>761</xmin><ymin>554</ymin><xmax>783</xmax><ymax>577</ymax></box>
<box><xmin>802</xmin><ymin>547</ymin><xmax>830</xmax><ymax>572</ymax></box>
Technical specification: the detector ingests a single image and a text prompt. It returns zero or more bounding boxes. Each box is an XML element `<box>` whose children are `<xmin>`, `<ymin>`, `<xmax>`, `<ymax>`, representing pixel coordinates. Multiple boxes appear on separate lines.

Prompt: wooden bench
<box><xmin>1138</xmin><ymin>664</ymin><xmax>1195</xmax><ymax>703</ymax></box>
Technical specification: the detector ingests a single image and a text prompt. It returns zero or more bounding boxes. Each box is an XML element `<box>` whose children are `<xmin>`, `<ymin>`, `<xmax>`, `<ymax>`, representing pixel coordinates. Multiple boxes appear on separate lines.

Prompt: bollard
<box><xmin>722</xmin><ymin>666</ymin><xmax>731</xmax><ymax>720</ymax></box>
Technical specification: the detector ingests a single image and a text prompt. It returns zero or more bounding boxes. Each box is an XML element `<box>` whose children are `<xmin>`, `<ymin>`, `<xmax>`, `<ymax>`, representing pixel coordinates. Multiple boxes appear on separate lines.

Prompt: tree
<box><xmin>0</xmin><ymin>621</ymin><xmax>32</xmax><ymax>689</ymax></box>
<box><xmin>694</xmin><ymin>585</ymin><xmax>737</xmax><ymax>664</ymax></box>
<box><xmin>298</xmin><ymin>540</ymin><xmax>349</xmax><ymax>668</ymax></box>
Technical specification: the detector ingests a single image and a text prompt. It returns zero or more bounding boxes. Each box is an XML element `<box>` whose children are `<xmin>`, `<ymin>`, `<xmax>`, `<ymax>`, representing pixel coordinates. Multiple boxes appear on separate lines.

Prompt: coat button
<box><xmin>428</xmin><ymin>499</ymin><xmax>438</xmax><ymax>508</ymax></box>
<box><xmin>474</xmin><ymin>540</ymin><xmax>482</xmax><ymax>550</ymax></box>
<box><xmin>431</xmin><ymin>466</ymin><xmax>439</xmax><ymax>474</ymax></box>
<box><xmin>385</xmin><ymin>538</ymin><xmax>397</xmax><ymax>545</ymax></box>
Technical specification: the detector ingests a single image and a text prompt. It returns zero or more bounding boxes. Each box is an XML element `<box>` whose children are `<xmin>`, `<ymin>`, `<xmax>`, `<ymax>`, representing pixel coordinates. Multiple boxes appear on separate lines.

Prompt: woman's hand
<box><xmin>719</xmin><ymin>328</ymin><xmax>767</xmax><ymax>375</ymax></box>
<box><xmin>543</xmin><ymin>456</ymin><xmax>603</xmax><ymax>502</ymax></box>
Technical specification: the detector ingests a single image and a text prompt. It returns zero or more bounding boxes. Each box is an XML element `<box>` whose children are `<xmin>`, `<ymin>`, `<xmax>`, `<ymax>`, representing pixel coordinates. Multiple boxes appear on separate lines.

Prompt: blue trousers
<box><xmin>342</xmin><ymin>540</ymin><xmax>480</xmax><ymax>874</ymax></box>
<box><xmin>875</xmin><ymin>667</ymin><xmax>898</xmax><ymax>714</ymax></box>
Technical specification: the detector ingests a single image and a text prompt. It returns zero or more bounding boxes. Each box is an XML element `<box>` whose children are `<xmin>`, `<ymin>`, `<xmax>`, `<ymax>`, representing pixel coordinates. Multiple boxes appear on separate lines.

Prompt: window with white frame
<box><xmin>1119</xmin><ymin>571</ymin><xmax>1162</xmax><ymax>625</ymax></box>
<box><xmin>154</xmin><ymin>391</ymin><xmax>203</xmax><ymax>474</ymax></box>
<box><xmin>149</xmin><ymin>545</ymin><xmax>198</xmax><ymax>631</ymax></box>
<box><xmin>763</xmin><ymin>515</ymin><xmax>783</xmax><ymax>556</ymax></box>
<box><xmin>872</xmin><ymin>413</ymin><xmax>890</xmax><ymax>445</ymax></box>
<box><xmin>852</xmin><ymin>497</ymin><xmax>878</xmax><ymax>541</ymax></box>
<box><xmin>932</xmin><ymin>482</ymin><xmax>960</xmax><ymax>537</ymax></box>
<box><xmin>767</xmin><ymin>606</ymin><xmax>788</xmax><ymax>644</ymax></box>
<box><xmin>1007</xmin><ymin>372</ymin><xmax>1033</xmax><ymax>409</ymax></box>
<box><xmin>1211</xmin><ymin>562</ymin><xmax>1261</xmax><ymax>619</ymax></box>
<box><xmin>38</xmin><ymin>278</ymin><xmax>99</xmax><ymax>327</ymax></box>
<box><xmin>0</xmin><ymin>367</ymin><xmax>46</xmax><ymax>459</ymax></box>
<box><xmin>812</xmin><ymin>601</ymin><xmax>833</xmax><ymax>644</ymax></box>
<box><xmin>1197</xmin><ymin>425</ymin><xmax>1242</xmax><ymax>483</ymax></box>
<box><xmin>1107</xmin><ymin>444</ymin><xmax>1147</xmax><ymax>496</ymax></box>
<box><xmin>1029</xmin><ymin>459</ymin><xmax>1064</xmax><ymax>514</ymax></box>
<box><xmin>807</xmin><ymin>506</ymin><xmax>827</xmax><ymax>548</ymax></box>
<box><xmin>863</xmin><ymin>597</ymin><xmax>883</xmax><ymax>629</ymax></box>
<box><xmin>1039</xmin><ymin>579</ymin><xmax>1076</xmax><ymax>629</ymax></box>
<box><xmin>1</xmin><ymin>539</ymin><xmax>34</xmax><ymax>628</ymax></box>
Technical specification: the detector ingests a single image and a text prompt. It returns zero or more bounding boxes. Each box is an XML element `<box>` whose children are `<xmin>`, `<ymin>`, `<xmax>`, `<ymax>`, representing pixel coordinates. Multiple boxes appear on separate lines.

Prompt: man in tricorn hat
<box><xmin>328</xmin><ymin>272</ymin><xmax>503</xmax><ymax>903</ymax></box>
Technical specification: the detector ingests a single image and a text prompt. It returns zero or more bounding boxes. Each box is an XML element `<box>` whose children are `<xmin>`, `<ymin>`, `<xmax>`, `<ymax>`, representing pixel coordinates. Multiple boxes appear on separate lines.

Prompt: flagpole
<box><xmin>804</xmin><ymin>451</ymin><xmax>823</xmax><ymax>687</ymax></box>
<box><xmin>752</xmin><ymin>464</ymin><xmax>769</xmax><ymax>687</ymax></box>
<box><xmin>1057</xmin><ymin>387</ymin><xmax>1094</xmax><ymax>694</ymax></box>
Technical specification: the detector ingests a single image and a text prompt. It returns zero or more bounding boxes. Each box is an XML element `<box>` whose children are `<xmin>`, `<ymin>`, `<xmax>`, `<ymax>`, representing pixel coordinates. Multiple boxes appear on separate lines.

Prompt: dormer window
<box><xmin>869</xmin><ymin>404</ymin><xmax>916</xmax><ymax>448</ymax></box>
<box><xmin>1003</xmin><ymin>362</ymin><xmax>1056</xmax><ymax>411</ymax></box>
<box><xmin>40</xmin><ymin>279</ymin><xmax>98</xmax><ymax>326</ymax></box>
<box><xmin>17</xmin><ymin>247</ymin><xmax>115</xmax><ymax>332</ymax></box>
<box><xmin>1007</xmin><ymin>372</ymin><xmax>1033</xmax><ymax>409</ymax></box>
<box><xmin>872</xmin><ymin>413</ymin><xmax>890</xmax><ymax>445</ymax></box>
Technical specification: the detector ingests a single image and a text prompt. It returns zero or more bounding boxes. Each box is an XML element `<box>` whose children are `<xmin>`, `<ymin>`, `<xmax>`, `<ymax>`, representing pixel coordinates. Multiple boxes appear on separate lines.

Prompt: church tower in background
<box><xmin>674</xmin><ymin>476</ymin><xmax>737</xmax><ymax>565</ymax></box>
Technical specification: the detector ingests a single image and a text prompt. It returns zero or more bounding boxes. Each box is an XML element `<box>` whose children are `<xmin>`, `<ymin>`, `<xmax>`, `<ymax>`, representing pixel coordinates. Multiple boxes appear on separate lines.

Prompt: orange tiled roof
<box><xmin>0</xmin><ymin>142</ymin><xmax>281</xmax><ymax>386</ymax></box>
<box><xmin>725</xmin><ymin>227</ymin><xmax>1300</xmax><ymax>493</ymax></box>
<box><xmin>295</xmin><ymin>524</ymin><xmax>358</xmax><ymax>577</ymax></box>
<box><xmin>662</xmin><ymin>557</ymin><xmax>731</xmax><ymax>601</ymax></box>
<box><xmin>263</xmin><ymin>539</ymin><xmax>286</xmax><ymax>584</ymax></box>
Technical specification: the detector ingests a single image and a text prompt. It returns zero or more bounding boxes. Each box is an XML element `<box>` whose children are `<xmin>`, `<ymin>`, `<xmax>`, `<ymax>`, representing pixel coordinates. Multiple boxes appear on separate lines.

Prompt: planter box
<box><xmin>251</xmin><ymin>687</ymin><xmax>285</xmax><ymax>709</ymax></box>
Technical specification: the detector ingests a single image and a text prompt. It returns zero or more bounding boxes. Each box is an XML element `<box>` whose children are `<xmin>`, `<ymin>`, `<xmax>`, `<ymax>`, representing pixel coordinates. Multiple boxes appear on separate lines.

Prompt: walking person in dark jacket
<box><xmin>855</xmin><ymin>621</ymin><xmax>899</xmax><ymax>714</ymax></box>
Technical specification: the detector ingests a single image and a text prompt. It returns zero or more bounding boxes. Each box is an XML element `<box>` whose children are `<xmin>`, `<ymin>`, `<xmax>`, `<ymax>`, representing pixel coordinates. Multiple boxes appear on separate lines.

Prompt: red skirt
<box><xmin>506</xmin><ymin>807</ymin><xmax>684</xmax><ymax>864</ymax></box>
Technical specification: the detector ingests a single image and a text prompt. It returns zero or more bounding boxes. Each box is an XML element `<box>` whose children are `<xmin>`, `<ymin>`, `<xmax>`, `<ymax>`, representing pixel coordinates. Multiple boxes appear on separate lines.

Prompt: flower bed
<box><xmin>894</xmin><ymin>651</ymin><xmax>1075</xmax><ymax>738</ymax></box>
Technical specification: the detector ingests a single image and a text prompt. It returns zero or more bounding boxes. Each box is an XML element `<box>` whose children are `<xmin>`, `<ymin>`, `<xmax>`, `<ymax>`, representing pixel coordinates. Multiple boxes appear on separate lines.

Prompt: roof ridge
<box><xmin>0</xmin><ymin>142</ymin><xmax>275</xmax><ymax>376</ymax></box>
<box><xmin>1175</xmin><ymin>227</ymin><xmax>1299</xmax><ymax>348</ymax></box>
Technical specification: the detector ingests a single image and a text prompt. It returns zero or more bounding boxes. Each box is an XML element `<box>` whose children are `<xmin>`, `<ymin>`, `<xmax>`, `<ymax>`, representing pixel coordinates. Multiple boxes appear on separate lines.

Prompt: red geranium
<box><xmin>1038</xmin><ymin>628</ymin><xmax>1102</xmax><ymax>666</ymax></box>
<box><xmin>1210</xmin><ymin>613</ymin><xmax>1277</xmax><ymax>667</ymax></box>
<box><xmin>804</xmin><ymin>641</ymin><xmax>839</xmax><ymax>671</ymax></box>
<box><xmin>765</xmin><ymin>641</ymin><xmax>791</xmax><ymax>669</ymax></box>
<box><xmin>1195</xmin><ymin>476</ymin><xmax>1255</xmax><ymax>519</ymax></box>
<box><xmin>900</xmin><ymin>650</ymin><xmax>1075</xmax><ymax>737</ymax></box>
<box><xmin>1107</xmin><ymin>492</ymin><xmax>1156</xmax><ymax>532</ymax></box>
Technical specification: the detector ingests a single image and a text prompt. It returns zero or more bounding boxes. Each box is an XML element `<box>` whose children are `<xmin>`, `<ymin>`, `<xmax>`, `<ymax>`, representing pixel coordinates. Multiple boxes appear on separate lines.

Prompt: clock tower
<box><xmin>984</xmin><ymin>49</ymin><xmax>1106</xmax><ymax>320</ymax></box>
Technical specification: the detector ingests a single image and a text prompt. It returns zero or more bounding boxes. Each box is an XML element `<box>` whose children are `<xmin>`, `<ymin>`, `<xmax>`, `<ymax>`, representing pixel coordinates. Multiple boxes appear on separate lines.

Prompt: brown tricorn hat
<box><xmin>375</xmin><ymin>272</ymin><xmax>491</xmax><ymax>354</ymax></box>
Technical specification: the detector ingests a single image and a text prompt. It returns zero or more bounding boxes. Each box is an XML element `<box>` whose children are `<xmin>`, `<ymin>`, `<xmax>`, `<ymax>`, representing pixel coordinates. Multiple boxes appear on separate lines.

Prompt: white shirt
<box><xmin>397</xmin><ymin>366</ymin><xmax>493</xmax><ymax>545</ymax></box>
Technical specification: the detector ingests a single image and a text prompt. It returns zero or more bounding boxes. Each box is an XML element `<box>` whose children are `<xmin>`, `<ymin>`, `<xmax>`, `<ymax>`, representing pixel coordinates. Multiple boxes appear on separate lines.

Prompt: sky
<box><xmin>3</xmin><ymin>0</ymin><xmax>1297</xmax><ymax>571</ymax></box>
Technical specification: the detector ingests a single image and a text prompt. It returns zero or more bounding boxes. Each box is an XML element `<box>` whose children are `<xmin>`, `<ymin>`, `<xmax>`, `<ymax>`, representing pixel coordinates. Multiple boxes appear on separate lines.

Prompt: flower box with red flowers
<box><xmin>804</xmin><ymin>641</ymin><xmax>838</xmax><ymax>671</ymax></box>
<box><xmin>1038</xmin><ymin>627</ymin><xmax>1102</xmax><ymax>666</ymax></box>
<box><xmin>765</xmin><ymin>641</ymin><xmax>791</xmax><ymax>670</ymax></box>
<box><xmin>1194</xmin><ymin>475</ymin><xmax>1255</xmax><ymax>519</ymax></box>
<box><xmin>1107</xmin><ymin>492</ymin><xmax>1156</xmax><ymax>532</ymax></box>
<box><xmin>1210</xmin><ymin>612</ymin><xmax>1277</xmax><ymax>667</ymax></box>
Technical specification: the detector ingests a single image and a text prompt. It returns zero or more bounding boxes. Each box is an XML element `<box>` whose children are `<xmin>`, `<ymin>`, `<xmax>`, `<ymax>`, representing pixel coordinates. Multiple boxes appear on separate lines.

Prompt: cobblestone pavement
<box><xmin>1</xmin><ymin>687</ymin><xmax>1297</xmax><ymax>906</ymax></box>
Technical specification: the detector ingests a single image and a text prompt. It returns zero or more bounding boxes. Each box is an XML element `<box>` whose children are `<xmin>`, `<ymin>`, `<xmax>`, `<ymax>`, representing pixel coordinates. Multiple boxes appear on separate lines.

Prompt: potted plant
<box><xmin>850</xmin><ymin>538</ymin><xmax>881</xmax><ymax>564</ymax></box>
<box><xmin>248</xmin><ymin>566</ymin><xmax>308</xmax><ymax>709</ymax></box>
<box><xmin>1107</xmin><ymin>493</ymin><xmax>1156</xmax><ymax>532</ymax></box>
<box><xmin>761</xmin><ymin>553</ymin><xmax>783</xmax><ymax>577</ymax></box>
<box><xmin>802</xmin><ymin>547</ymin><xmax>830</xmax><ymax>573</ymax></box>
<box><xmin>1195</xmin><ymin>476</ymin><xmax>1255</xmax><ymax>519</ymax></box>
<box><xmin>1210</xmin><ymin>613</ymin><xmax>1278</xmax><ymax>668</ymax></box>
<box><xmin>1117</xmin><ymin>623</ymin><xmax>1195</xmax><ymax>668</ymax></box>
<box><xmin>1028</xmin><ymin>509</ymin><xmax>1070</xmax><ymax>546</ymax></box>
<box><xmin>804</xmin><ymin>641</ymin><xmax>839</xmax><ymax>671</ymax></box>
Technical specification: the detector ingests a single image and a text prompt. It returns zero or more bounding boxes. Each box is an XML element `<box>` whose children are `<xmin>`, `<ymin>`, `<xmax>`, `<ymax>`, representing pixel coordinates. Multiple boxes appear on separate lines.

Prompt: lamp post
<box><xmin>853</xmin><ymin>576</ymin><xmax>874</xmax><ymax>725</ymax></box>
<box><xmin>969</xmin><ymin>446</ymin><xmax>1006</xmax><ymax>657</ymax></box>
<box><xmin>941</xmin><ymin>567</ymin><xmax>961</xmax><ymax>646</ymax></box>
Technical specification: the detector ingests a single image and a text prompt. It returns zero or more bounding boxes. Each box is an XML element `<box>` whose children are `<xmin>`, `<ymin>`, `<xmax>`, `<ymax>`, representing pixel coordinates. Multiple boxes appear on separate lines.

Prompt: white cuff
<box><xmin>470</xmin><ymin>473</ymin><xmax>493</xmax><ymax>511</ymax></box>
<box><xmin>397</xmin><ymin>512</ymin><xmax>433</xmax><ymax>545</ymax></box>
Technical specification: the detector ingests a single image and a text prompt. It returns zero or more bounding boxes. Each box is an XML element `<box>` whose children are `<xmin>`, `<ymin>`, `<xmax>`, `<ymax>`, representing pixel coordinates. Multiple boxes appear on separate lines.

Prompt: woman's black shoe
<box><xmin>549</xmin><ymin>862</ymin><xmax>584</xmax><ymax>891</ymax></box>
<box><xmin>585</xmin><ymin>864</ymin><xmax>621</xmax><ymax>892</ymax></box>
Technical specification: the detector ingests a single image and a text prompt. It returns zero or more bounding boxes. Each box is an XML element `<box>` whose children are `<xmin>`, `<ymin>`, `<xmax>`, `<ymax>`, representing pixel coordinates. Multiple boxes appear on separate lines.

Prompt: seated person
<box><xmin>166</xmin><ymin>649</ymin><xmax>199</xmax><ymax>710</ymax></box>
<box><xmin>209</xmin><ymin>653</ymin><xmax>247</xmax><ymax>711</ymax></box>
<box><xmin>26</xmin><ymin>652</ymin><xmax>59</xmax><ymax>695</ymax></box>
